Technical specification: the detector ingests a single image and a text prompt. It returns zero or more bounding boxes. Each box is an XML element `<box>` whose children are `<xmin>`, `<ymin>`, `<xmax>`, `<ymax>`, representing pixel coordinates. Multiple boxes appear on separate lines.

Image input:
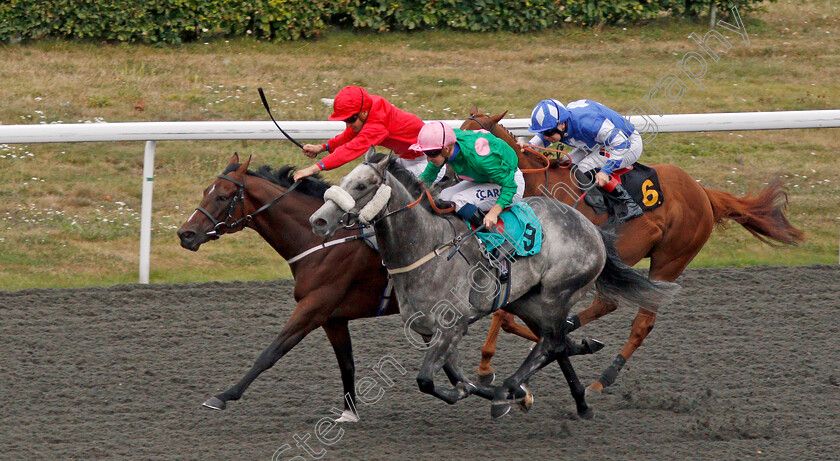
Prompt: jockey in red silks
<box><xmin>294</xmin><ymin>86</ymin><xmax>445</xmax><ymax>182</ymax></box>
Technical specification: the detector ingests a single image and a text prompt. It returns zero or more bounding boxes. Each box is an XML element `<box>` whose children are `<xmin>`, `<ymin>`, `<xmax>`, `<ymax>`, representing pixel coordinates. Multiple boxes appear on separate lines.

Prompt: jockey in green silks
<box><xmin>410</xmin><ymin>121</ymin><xmax>525</xmax><ymax>230</ymax></box>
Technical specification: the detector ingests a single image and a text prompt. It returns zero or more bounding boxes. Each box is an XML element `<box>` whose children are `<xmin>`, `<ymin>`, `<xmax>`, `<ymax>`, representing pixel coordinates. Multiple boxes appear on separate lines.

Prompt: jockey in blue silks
<box><xmin>527</xmin><ymin>99</ymin><xmax>644</xmax><ymax>222</ymax></box>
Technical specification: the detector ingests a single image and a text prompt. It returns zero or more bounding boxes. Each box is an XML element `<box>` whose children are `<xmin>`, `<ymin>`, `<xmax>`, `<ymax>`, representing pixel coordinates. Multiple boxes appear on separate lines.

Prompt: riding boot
<box><xmin>603</xmin><ymin>182</ymin><xmax>643</xmax><ymax>222</ymax></box>
<box><xmin>573</xmin><ymin>168</ymin><xmax>597</xmax><ymax>191</ymax></box>
<box><xmin>457</xmin><ymin>204</ymin><xmax>485</xmax><ymax>230</ymax></box>
<box><xmin>466</xmin><ymin>210</ymin><xmax>486</xmax><ymax>229</ymax></box>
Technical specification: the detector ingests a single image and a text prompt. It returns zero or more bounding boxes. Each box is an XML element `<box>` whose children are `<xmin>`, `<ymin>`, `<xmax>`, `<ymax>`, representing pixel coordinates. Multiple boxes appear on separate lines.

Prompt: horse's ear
<box><xmin>490</xmin><ymin>111</ymin><xmax>508</xmax><ymax>124</ymax></box>
<box><xmin>375</xmin><ymin>151</ymin><xmax>391</xmax><ymax>170</ymax></box>
<box><xmin>469</xmin><ymin>105</ymin><xmax>479</xmax><ymax>116</ymax></box>
<box><xmin>229</xmin><ymin>152</ymin><xmax>239</xmax><ymax>166</ymax></box>
<box><xmin>236</xmin><ymin>155</ymin><xmax>251</xmax><ymax>175</ymax></box>
<box><xmin>364</xmin><ymin>146</ymin><xmax>377</xmax><ymax>162</ymax></box>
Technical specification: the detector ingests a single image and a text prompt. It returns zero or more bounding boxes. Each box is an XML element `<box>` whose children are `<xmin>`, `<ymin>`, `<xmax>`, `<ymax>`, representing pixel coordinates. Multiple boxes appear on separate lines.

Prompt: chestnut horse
<box><xmin>177</xmin><ymin>154</ymin><xmax>398</xmax><ymax>422</ymax></box>
<box><xmin>462</xmin><ymin>110</ymin><xmax>804</xmax><ymax>394</ymax></box>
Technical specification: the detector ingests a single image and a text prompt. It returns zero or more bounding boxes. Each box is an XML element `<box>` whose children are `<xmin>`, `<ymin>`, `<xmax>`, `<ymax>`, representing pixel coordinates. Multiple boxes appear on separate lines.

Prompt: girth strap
<box><xmin>375</xmin><ymin>279</ymin><xmax>394</xmax><ymax>317</ymax></box>
<box><xmin>490</xmin><ymin>259</ymin><xmax>512</xmax><ymax>313</ymax></box>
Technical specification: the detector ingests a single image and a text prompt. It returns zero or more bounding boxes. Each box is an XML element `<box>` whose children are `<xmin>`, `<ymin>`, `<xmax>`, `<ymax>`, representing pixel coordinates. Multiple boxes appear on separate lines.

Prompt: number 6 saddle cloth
<box><xmin>584</xmin><ymin>162</ymin><xmax>665</xmax><ymax>216</ymax></box>
<box><xmin>475</xmin><ymin>202</ymin><xmax>543</xmax><ymax>258</ymax></box>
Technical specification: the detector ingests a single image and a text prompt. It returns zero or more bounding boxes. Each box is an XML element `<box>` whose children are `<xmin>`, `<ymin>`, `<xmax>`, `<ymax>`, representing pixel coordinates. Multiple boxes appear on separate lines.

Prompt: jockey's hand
<box><xmin>595</xmin><ymin>171</ymin><xmax>610</xmax><ymax>188</ymax></box>
<box><xmin>516</xmin><ymin>140</ymin><xmax>528</xmax><ymax>149</ymax></box>
<box><xmin>483</xmin><ymin>204</ymin><xmax>503</xmax><ymax>229</ymax></box>
<box><xmin>293</xmin><ymin>164</ymin><xmax>321</xmax><ymax>182</ymax></box>
<box><xmin>302</xmin><ymin>144</ymin><xmax>325</xmax><ymax>159</ymax></box>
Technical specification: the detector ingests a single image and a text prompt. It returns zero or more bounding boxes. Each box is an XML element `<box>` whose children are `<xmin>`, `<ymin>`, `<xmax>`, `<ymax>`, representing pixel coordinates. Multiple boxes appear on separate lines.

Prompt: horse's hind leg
<box><xmin>557</xmin><ymin>351</ymin><xmax>593</xmax><ymax>419</ymax></box>
<box><xmin>567</xmin><ymin>229</ymin><xmax>658</xmax><ymax>334</ymax></box>
<box><xmin>587</xmin><ymin>250</ymin><xmax>692</xmax><ymax>394</ymax></box>
<box><xmin>568</xmin><ymin>296</ymin><xmax>619</xmax><ymax>334</ymax></box>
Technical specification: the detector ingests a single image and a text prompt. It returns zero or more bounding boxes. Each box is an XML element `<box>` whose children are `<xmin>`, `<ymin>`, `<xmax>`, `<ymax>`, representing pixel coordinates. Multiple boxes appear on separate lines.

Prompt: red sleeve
<box><xmin>320</xmin><ymin>105</ymin><xmax>391</xmax><ymax>170</ymax></box>
<box><xmin>326</xmin><ymin>126</ymin><xmax>357</xmax><ymax>152</ymax></box>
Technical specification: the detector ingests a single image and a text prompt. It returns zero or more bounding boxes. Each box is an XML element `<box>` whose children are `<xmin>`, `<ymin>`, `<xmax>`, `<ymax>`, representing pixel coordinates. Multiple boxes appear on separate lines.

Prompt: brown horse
<box><xmin>461</xmin><ymin>110</ymin><xmax>804</xmax><ymax>394</ymax></box>
<box><xmin>177</xmin><ymin>153</ymin><xmax>399</xmax><ymax>421</ymax></box>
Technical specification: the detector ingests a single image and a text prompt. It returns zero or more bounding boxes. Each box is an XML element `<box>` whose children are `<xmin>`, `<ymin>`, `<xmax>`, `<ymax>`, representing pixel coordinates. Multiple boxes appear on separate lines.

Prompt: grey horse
<box><xmin>310</xmin><ymin>150</ymin><xmax>679</xmax><ymax>419</ymax></box>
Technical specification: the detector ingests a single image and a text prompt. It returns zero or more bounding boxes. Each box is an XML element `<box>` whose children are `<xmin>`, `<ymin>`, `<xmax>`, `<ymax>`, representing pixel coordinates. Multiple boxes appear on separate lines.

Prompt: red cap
<box><xmin>329</xmin><ymin>86</ymin><xmax>371</xmax><ymax>121</ymax></box>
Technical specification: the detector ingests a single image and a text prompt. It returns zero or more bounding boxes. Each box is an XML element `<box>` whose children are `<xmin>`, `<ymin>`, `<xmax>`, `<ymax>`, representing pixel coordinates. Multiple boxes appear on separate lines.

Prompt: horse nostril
<box><xmin>313</xmin><ymin>218</ymin><xmax>327</xmax><ymax>228</ymax></box>
<box><xmin>179</xmin><ymin>230</ymin><xmax>195</xmax><ymax>241</ymax></box>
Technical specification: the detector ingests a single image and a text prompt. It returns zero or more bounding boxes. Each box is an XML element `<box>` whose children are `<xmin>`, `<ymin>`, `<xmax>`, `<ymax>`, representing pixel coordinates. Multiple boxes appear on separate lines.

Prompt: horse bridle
<box><xmin>467</xmin><ymin>114</ymin><xmax>491</xmax><ymax>130</ymax></box>
<box><xmin>195</xmin><ymin>173</ymin><xmax>301</xmax><ymax>238</ymax></box>
<box><xmin>335</xmin><ymin>160</ymin><xmax>437</xmax><ymax>229</ymax></box>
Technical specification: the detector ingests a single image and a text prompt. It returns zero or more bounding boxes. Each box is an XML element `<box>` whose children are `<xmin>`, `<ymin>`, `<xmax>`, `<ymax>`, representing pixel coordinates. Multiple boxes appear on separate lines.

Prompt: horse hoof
<box><xmin>583</xmin><ymin>338</ymin><xmax>605</xmax><ymax>354</ymax></box>
<box><xmin>333</xmin><ymin>410</ymin><xmax>360</xmax><ymax>423</ymax></box>
<box><xmin>202</xmin><ymin>396</ymin><xmax>226</xmax><ymax>410</ymax></box>
<box><xmin>477</xmin><ymin>372</ymin><xmax>495</xmax><ymax>386</ymax></box>
<box><xmin>459</xmin><ymin>381</ymin><xmax>479</xmax><ymax>395</ymax></box>
<box><xmin>490</xmin><ymin>401</ymin><xmax>512</xmax><ymax>419</ymax></box>
<box><xmin>584</xmin><ymin>385</ymin><xmax>603</xmax><ymax>400</ymax></box>
<box><xmin>516</xmin><ymin>387</ymin><xmax>534</xmax><ymax>413</ymax></box>
<box><xmin>578</xmin><ymin>407</ymin><xmax>595</xmax><ymax>420</ymax></box>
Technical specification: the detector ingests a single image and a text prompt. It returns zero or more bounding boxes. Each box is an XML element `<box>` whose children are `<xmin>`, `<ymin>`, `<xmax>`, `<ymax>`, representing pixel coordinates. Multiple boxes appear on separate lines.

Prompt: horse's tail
<box><xmin>703</xmin><ymin>177</ymin><xmax>804</xmax><ymax>246</ymax></box>
<box><xmin>594</xmin><ymin>228</ymin><xmax>680</xmax><ymax>312</ymax></box>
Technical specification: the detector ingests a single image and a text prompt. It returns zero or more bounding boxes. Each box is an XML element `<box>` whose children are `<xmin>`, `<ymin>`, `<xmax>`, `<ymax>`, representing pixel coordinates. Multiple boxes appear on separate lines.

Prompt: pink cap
<box><xmin>409</xmin><ymin>121</ymin><xmax>456</xmax><ymax>152</ymax></box>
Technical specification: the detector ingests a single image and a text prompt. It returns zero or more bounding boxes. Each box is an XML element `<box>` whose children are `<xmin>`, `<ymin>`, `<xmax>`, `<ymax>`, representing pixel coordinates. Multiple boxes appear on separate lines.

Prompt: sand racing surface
<box><xmin>2</xmin><ymin>265</ymin><xmax>839</xmax><ymax>460</ymax></box>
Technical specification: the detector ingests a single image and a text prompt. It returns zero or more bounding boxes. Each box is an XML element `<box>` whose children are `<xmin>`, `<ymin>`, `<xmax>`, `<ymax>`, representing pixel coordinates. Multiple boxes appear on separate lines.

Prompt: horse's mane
<box><xmin>470</xmin><ymin>113</ymin><xmax>517</xmax><ymax>144</ymax></box>
<box><xmin>490</xmin><ymin>117</ymin><xmax>517</xmax><ymax>142</ymax></box>
<box><xmin>222</xmin><ymin>163</ymin><xmax>332</xmax><ymax>200</ymax></box>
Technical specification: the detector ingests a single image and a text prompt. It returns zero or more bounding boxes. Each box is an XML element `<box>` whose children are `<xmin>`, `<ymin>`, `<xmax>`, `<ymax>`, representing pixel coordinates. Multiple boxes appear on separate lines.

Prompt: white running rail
<box><xmin>1</xmin><ymin>109</ymin><xmax>839</xmax><ymax>283</ymax></box>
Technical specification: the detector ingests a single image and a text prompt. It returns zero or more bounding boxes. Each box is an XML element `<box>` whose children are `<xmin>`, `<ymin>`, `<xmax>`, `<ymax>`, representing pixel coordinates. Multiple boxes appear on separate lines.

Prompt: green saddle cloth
<box><xmin>475</xmin><ymin>202</ymin><xmax>542</xmax><ymax>257</ymax></box>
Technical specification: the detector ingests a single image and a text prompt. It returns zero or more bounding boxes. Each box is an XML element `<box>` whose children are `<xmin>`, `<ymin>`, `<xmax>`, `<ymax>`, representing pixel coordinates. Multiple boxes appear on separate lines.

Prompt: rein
<box><xmin>519</xmin><ymin>147</ymin><xmax>552</xmax><ymax>174</ymax></box>
<box><xmin>466</xmin><ymin>115</ymin><xmax>570</xmax><ymax>193</ymax></box>
<box><xmin>387</xmin><ymin>221</ymin><xmax>485</xmax><ymax>275</ymax></box>
<box><xmin>525</xmin><ymin>144</ymin><xmax>573</xmax><ymax>168</ymax></box>
<box><xmin>196</xmin><ymin>174</ymin><xmax>302</xmax><ymax>238</ymax></box>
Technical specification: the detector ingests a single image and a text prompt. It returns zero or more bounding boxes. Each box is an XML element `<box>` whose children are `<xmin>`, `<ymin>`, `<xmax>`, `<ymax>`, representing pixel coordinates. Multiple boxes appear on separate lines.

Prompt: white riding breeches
<box><xmin>571</xmin><ymin>130</ymin><xmax>643</xmax><ymax>173</ymax></box>
<box><xmin>438</xmin><ymin>169</ymin><xmax>525</xmax><ymax>212</ymax></box>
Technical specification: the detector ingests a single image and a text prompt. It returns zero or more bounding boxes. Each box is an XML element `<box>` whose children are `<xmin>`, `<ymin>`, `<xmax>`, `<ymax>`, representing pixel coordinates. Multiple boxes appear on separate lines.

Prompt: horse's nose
<box><xmin>312</xmin><ymin>218</ymin><xmax>327</xmax><ymax>229</ymax></box>
<box><xmin>177</xmin><ymin>229</ymin><xmax>198</xmax><ymax>250</ymax></box>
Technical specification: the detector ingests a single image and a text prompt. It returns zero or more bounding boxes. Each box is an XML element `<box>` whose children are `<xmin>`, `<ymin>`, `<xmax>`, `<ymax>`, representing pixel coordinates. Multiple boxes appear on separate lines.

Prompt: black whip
<box><xmin>258</xmin><ymin>87</ymin><xmax>304</xmax><ymax>149</ymax></box>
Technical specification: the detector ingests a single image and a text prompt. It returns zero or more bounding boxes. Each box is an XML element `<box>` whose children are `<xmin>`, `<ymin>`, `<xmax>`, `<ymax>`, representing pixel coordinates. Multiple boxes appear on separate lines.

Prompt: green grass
<box><xmin>1</xmin><ymin>0</ymin><xmax>839</xmax><ymax>290</ymax></box>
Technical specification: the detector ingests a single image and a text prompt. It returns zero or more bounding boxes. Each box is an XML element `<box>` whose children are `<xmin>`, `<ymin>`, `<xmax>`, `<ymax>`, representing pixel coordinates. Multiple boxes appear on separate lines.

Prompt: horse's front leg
<box><xmin>416</xmin><ymin>325</ymin><xmax>472</xmax><ymax>405</ymax></box>
<box><xmin>491</xmin><ymin>336</ymin><xmax>555</xmax><ymax>418</ymax></box>
<box><xmin>323</xmin><ymin>319</ymin><xmax>359</xmax><ymax>422</ymax></box>
<box><xmin>477</xmin><ymin>311</ymin><xmax>504</xmax><ymax>385</ymax></box>
<box><xmin>203</xmin><ymin>295</ymin><xmax>333</xmax><ymax>410</ymax></box>
<box><xmin>478</xmin><ymin>312</ymin><xmax>541</xmax><ymax>385</ymax></box>
<box><xmin>442</xmin><ymin>340</ymin><xmax>496</xmax><ymax>401</ymax></box>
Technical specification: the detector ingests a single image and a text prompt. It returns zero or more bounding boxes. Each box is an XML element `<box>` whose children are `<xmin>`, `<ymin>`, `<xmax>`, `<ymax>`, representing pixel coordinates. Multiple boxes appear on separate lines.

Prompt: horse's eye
<box><xmin>355</xmin><ymin>184</ymin><xmax>366</xmax><ymax>191</ymax></box>
<box><xmin>217</xmin><ymin>195</ymin><xmax>229</xmax><ymax>202</ymax></box>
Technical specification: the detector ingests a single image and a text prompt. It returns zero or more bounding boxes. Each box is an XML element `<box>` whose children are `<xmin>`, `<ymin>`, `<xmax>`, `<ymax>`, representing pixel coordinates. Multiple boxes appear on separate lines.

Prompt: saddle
<box><xmin>584</xmin><ymin>163</ymin><xmax>664</xmax><ymax>218</ymax></box>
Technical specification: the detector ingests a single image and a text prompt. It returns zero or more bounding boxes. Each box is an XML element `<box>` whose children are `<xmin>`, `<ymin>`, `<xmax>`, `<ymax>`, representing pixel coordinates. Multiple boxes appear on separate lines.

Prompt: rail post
<box><xmin>139</xmin><ymin>140</ymin><xmax>156</xmax><ymax>284</ymax></box>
